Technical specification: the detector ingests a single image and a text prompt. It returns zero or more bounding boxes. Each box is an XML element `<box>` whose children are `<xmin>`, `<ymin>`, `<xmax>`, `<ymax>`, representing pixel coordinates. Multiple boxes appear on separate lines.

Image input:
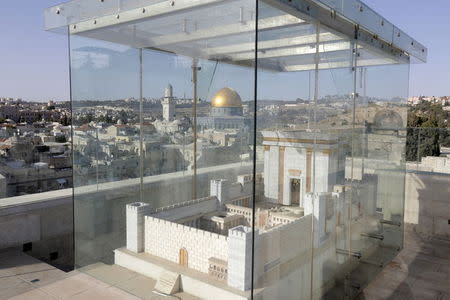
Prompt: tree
<box><xmin>406</xmin><ymin>103</ymin><xmax>449</xmax><ymax>162</ymax></box>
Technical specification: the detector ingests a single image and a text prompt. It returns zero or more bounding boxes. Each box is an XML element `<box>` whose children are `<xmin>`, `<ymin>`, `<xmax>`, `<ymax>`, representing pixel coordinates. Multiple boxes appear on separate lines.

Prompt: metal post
<box><xmin>192</xmin><ymin>58</ymin><xmax>198</xmax><ymax>200</ymax></box>
<box><xmin>348</xmin><ymin>31</ymin><xmax>359</xmax><ymax>262</ymax></box>
<box><xmin>250</xmin><ymin>1</ymin><xmax>259</xmax><ymax>297</ymax></box>
<box><xmin>417</xmin><ymin>127</ymin><xmax>421</xmax><ymax>165</ymax></box>
<box><xmin>362</xmin><ymin>67</ymin><xmax>367</xmax><ymax>177</ymax></box>
<box><xmin>309</xmin><ymin>21</ymin><xmax>321</xmax><ymax>300</ymax></box>
<box><xmin>139</xmin><ymin>48</ymin><xmax>144</xmax><ymax>203</ymax></box>
<box><xmin>96</xmin><ymin>128</ymin><xmax>99</xmax><ymax>191</ymax></box>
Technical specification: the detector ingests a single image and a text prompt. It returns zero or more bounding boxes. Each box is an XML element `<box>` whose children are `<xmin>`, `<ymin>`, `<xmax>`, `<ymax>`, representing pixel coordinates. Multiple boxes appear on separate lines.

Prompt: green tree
<box><xmin>406</xmin><ymin>102</ymin><xmax>449</xmax><ymax>162</ymax></box>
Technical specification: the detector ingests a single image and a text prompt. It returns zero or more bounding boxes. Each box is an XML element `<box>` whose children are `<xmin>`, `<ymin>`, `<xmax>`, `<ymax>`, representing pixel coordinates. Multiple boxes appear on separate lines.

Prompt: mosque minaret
<box><xmin>162</xmin><ymin>84</ymin><xmax>175</xmax><ymax>122</ymax></box>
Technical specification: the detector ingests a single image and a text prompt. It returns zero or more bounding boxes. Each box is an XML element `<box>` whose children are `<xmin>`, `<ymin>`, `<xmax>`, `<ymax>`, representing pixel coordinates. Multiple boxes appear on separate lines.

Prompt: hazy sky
<box><xmin>0</xmin><ymin>0</ymin><xmax>448</xmax><ymax>102</ymax></box>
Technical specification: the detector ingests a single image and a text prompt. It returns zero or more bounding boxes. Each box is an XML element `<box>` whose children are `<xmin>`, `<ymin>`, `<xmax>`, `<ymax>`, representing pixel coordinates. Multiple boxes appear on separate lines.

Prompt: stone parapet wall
<box><xmin>405</xmin><ymin>171</ymin><xmax>450</xmax><ymax>239</ymax></box>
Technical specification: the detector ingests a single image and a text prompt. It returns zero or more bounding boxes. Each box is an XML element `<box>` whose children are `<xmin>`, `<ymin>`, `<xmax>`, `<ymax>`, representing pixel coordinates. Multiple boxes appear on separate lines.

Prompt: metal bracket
<box><xmin>336</xmin><ymin>248</ymin><xmax>362</xmax><ymax>259</ymax></box>
<box><xmin>361</xmin><ymin>233</ymin><xmax>384</xmax><ymax>240</ymax></box>
<box><xmin>380</xmin><ymin>219</ymin><xmax>401</xmax><ymax>227</ymax></box>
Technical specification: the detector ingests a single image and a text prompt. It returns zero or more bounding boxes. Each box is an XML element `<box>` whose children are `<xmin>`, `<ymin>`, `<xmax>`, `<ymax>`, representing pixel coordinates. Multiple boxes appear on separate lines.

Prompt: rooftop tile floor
<box><xmin>0</xmin><ymin>249</ymin><xmax>196</xmax><ymax>299</ymax></box>
<box><xmin>1</xmin><ymin>227</ymin><xmax>450</xmax><ymax>300</ymax></box>
<box><xmin>360</xmin><ymin>227</ymin><xmax>450</xmax><ymax>300</ymax></box>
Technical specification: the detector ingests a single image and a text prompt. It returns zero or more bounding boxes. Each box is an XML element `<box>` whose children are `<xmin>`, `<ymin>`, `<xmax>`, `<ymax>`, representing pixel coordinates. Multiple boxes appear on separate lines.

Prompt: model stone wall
<box><xmin>254</xmin><ymin>214</ymin><xmax>313</xmax><ymax>298</ymax></box>
<box><xmin>144</xmin><ymin>216</ymin><xmax>228</xmax><ymax>274</ymax></box>
<box><xmin>152</xmin><ymin>196</ymin><xmax>218</xmax><ymax>222</ymax></box>
<box><xmin>210</xmin><ymin>179</ymin><xmax>244</xmax><ymax>205</ymax></box>
<box><xmin>405</xmin><ymin>171</ymin><xmax>450</xmax><ymax>239</ymax></box>
<box><xmin>210</xmin><ymin>176</ymin><xmax>255</xmax><ymax>207</ymax></box>
<box><xmin>256</xmin><ymin>213</ymin><xmax>341</xmax><ymax>299</ymax></box>
<box><xmin>227</xmin><ymin>225</ymin><xmax>254</xmax><ymax>291</ymax></box>
<box><xmin>226</xmin><ymin>204</ymin><xmax>252</xmax><ymax>226</ymax></box>
<box><xmin>127</xmin><ymin>202</ymin><xmax>152</xmax><ymax>253</ymax></box>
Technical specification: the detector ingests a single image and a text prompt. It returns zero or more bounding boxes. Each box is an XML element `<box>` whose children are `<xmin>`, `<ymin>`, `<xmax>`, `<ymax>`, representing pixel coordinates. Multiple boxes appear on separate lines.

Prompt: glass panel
<box><xmin>254</xmin><ymin>3</ymin><xmax>321</xmax><ymax>299</ymax></box>
<box><xmin>319</xmin><ymin>46</ymin><xmax>409</xmax><ymax>299</ymax></box>
<box><xmin>354</xmin><ymin>62</ymin><xmax>410</xmax><ymax>286</ymax></box>
<box><xmin>141</xmin><ymin>49</ymin><xmax>194</xmax><ymax>204</ymax></box>
<box><xmin>313</xmin><ymin>33</ymin><xmax>356</xmax><ymax>299</ymax></box>
<box><xmin>70</xmin><ymin>35</ymin><xmax>141</xmax><ymax>266</ymax></box>
<box><xmin>255</xmin><ymin>2</ymin><xmax>410</xmax><ymax>299</ymax></box>
<box><xmin>70</xmin><ymin>1</ymin><xmax>258</xmax><ymax>299</ymax></box>
<box><xmin>64</xmin><ymin>0</ymin><xmax>413</xmax><ymax>298</ymax></box>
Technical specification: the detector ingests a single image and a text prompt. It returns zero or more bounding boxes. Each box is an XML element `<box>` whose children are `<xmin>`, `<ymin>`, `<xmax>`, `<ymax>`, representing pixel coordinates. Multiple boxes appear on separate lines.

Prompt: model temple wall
<box><xmin>126</xmin><ymin>202</ymin><xmax>152</xmax><ymax>253</ymax></box>
<box><xmin>144</xmin><ymin>216</ymin><xmax>228</xmax><ymax>274</ymax></box>
<box><xmin>119</xmin><ymin>130</ymin><xmax>395</xmax><ymax>298</ymax></box>
<box><xmin>151</xmin><ymin>196</ymin><xmax>218</xmax><ymax>222</ymax></box>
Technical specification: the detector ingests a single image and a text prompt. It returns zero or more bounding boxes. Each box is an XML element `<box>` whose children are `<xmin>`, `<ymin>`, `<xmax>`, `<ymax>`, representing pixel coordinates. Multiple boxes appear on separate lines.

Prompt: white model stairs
<box><xmin>154</xmin><ymin>270</ymin><xmax>181</xmax><ymax>295</ymax></box>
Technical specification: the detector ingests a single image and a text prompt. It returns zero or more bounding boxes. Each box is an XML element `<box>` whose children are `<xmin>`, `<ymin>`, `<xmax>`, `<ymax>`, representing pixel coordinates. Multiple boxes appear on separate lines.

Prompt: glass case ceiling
<box><xmin>45</xmin><ymin>0</ymin><xmax>426</xmax><ymax>72</ymax></box>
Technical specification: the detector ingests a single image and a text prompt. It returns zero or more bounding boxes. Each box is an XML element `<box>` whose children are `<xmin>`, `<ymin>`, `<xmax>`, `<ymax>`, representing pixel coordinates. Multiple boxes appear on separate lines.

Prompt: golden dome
<box><xmin>211</xmin><ymin>87</ymin><xmax>242</xmax><ymax>108</ymax></box>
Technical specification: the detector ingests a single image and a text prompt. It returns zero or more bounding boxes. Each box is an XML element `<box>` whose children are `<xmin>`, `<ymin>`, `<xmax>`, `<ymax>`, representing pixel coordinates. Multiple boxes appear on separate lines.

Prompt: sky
<box><xmin>0</xmin><ymin>0</ymin><xmax>448</xmax><ymax>102</ymax></box>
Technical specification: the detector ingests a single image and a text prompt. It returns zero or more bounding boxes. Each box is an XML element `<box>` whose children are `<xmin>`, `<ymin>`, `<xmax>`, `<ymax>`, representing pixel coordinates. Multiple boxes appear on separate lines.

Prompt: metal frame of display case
<box><xmin>45</xmin><ymin>0</ymin><xmax>426</xmax><ymax>71</ymax></box>
<box><xmin>44</xmin><ymin>1</ymin><xmax>427</xmax><ymax>299</ymax></box>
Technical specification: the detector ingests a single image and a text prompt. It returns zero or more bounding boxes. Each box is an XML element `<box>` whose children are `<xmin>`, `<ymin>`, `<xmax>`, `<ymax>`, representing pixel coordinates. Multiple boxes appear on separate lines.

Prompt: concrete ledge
<box><xmin>0</xmin><ymin>188</ymin><xmax>72</xmax><ymax>216</ymax></box>
<box><xmin>0</xmin><ymin>161</ymin><xmax>255</xmax><ymax>215</ymax></box>
<box><xmin>114</xmin><ymin>248</ymin><xmax>251</xmax><ymax>300</ymax></box>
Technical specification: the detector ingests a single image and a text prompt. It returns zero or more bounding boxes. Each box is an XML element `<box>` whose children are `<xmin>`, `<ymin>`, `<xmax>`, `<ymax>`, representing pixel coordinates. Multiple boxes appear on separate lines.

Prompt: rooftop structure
<box><xmin>33</xmin><ymin>0</ymin><xmax>431</xmax><ymax>299</ymax></box>
<box><xmin>198</xmin><ymin>87</ymin><xmax>250</xmax><ymax>131</ymax></box>
<box><xmin>211</xmin><ymin>88</ymin><xmax>243</xmax><ymax>109</ymax></box>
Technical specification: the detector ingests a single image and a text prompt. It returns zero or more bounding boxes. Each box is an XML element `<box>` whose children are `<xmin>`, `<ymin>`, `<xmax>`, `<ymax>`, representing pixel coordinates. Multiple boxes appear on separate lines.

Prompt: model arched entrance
<box><xmin>179</xmin><ymin>248</ymin><xmax>188</xmax><ymax>267</ymax></box>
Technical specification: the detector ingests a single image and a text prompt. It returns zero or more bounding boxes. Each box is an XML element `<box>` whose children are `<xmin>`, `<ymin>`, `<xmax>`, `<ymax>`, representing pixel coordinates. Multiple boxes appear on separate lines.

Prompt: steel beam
<box><xmin>204</xmin><ymin>32</ymin><xmax>341</xmax><ymax>56</ymax></box>
<box><xmin>138</xmin><ymin>15</ymin><xmax>304</xmax><ymax>48</ymax></box>
<box><xmin>283</xmin><ymin>58</ymin><xmax>397</xmax><ymax>72</ymax></box>
<box><xmin>70</xmin><ymin>0</ymin><xmax>237</xmax><ymax>34</ymax></box>
<box><xmin>232</xmin><ymin>40</ymin><xmax>350</xmax><ymax>61</ymax></box>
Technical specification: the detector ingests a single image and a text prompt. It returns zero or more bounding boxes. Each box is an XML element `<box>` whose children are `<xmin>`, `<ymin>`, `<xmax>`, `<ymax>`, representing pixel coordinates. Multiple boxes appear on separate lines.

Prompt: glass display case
<box><xmin>45</xmin><ymin>0</ymin><xmax>426</xmax><ymax>298</ymax></box>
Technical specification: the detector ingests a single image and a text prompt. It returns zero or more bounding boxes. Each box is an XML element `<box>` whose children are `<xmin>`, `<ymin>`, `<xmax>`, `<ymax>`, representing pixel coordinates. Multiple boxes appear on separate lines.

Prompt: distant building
<box><xmin>154</xmin><ymin>84</ymin><xmax>187</xmax><ymax>134</ymax></box>
<box><xmin>408</xmin><ymin>156</ymin><xmax>450</xmax><ymax>174</ymax></box>
<box><xmin>198</xmin><ymin>87</ymin><xmax>250</xmax><ymax>131</ymax></box>
<box><xmin>162</xmin><ymin>84</ymin><xmax>176</xmax><ymax>122</ymax></box>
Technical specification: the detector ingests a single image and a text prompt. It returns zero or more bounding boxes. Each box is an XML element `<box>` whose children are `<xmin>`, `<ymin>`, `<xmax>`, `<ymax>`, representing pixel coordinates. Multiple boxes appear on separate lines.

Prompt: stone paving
<box><xmin>0</xmin><ymin>249</ymin><xmax>196</xmax><ymax>299</ymax></box>
<box><xmin>2</xmin><ymin>227</ymin><xmax>450</xmax><ymax>300</ymax></box>
<box><xmin>359</xmin><ymin>227</ymin><xmax>450</xmax><ymax>300</ymax></box>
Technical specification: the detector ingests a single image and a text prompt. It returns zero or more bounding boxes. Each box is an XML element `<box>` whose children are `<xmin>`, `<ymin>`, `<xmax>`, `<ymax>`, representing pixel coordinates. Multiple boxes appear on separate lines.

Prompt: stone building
<box><xmin>262</xmin><ymin>131</ymin><xmax>345</xmax><ymax>206</ymax></box>
<box><xmin>162</xmin><ymin>84</ymin><xmax>176</xmax><ymax>122</ymax></box>
<box><xmin>197</xmin><ymin>87</ymin><xmax>250</xmax><ymax>131</ymax></box>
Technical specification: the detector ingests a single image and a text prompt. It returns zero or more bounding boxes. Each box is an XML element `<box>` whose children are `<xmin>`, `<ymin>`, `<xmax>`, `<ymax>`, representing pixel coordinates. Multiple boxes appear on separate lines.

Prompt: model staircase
<box><xmin>155</xmin><ymin>271</ymin><xmax>181</xmax><ymax>295</ymax></box>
